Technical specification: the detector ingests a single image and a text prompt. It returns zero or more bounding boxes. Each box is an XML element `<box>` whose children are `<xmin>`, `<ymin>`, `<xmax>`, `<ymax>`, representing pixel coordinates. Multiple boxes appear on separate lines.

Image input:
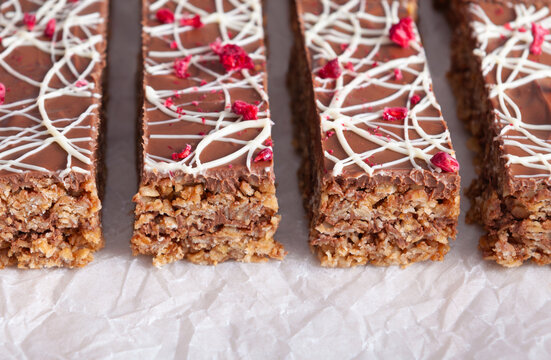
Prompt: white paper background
<box><xmin>1</xmin><ymin>1</ymin><xmax>551</xmax><ymax>358</ymax></box>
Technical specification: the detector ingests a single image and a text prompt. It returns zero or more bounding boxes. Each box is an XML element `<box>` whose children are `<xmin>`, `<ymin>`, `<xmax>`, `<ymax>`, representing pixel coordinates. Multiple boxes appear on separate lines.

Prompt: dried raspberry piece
<box><xmin>44</xmin><ymin>19</ymin><xmax>56</xmax><ymax>38</ymax></box>
<box><xmin>389</xmin><ymin>17</ymin><xmax>415</xmax><ymax>48</ymax></box>
<box><xmin>174</xmin><ymin>55</ymin><xmax>192</xmax><ymax>79</ymax></box>
<box><xmin>345</xmin><ymin>62</ymin><xmax>354</xmax><ymax>71</ymax></box>
<box><xmin>318</xmin><ymin>59</ymin><xmax>342</xmax><ymax>79</ymax></box>
<box><xmin>212</xmin><ymin>43</ymin><xmax>254</xmax><ymax>72</ymax></box>
<box><xmin>410</xmin><ymin>94</ymin><xmax>421</xmax><ymax>106</ymax></box>
<box><xmin>23</xmin><ymin>13</ymin><xmax>36</xmax><ymax>31</ymax></box>
<box><xmin>0</xmin><ymin>83</ymin><xmax>5</xmax><ymax>105</ymax></box>
<box><xmin>430</xmin><ymin>152</ymin><xmax>460</xmax><ymax>173</ymax></box>
<box><xmin>172</xmin><ymin>144</ymin><xmax>192</xmax><ymax>161</ymax></box>
<box><xmin>530</xmin><ymin>23</ymin><xmax>548</xmax><ymax>55</ymax></box>
<box><xmin>180</xmin><ymin>15</ymin><xmax>203</xmax><ymax>28</ymax></box>
<box><xmin>394</xmin><ymin>68</ymin><xmax>403</xmax><ymax>81</ymax></box>
<box><xmin>254</xmin><ymin>148</ymin><xmax>273</xmax><ymax>163</ymax></box>
<box><xmin>75</xmin><ymin>80</ymin><xmax>88</xmax><ymax>87</ymax></box>
<box><xmin>170</xmin><ymin>41</ymin><xmax>177</xmax><ymax>49</ymax></box>
<box><xmin>232</xmin><ymin>100</ymin><xmax>258</xmax><ymax>120</ymax></box>
<box><xmin>156</xmin><ymin>8</ymin><xmax>175</xmax><ymax>24</ymax></box>
<box><xmin>264</xmin><ymin>138</ymin><xmax>273</xmax><ymax>147</ymax></box>
<box><xmin>164</xmin><ymin>97</ymin><xmax>174</xmax><ymax>108</ymax></box>
<box><xmin>383</xmin><ymin>107</ymin><xmax>408</xmax><ymax>121</ymax></box>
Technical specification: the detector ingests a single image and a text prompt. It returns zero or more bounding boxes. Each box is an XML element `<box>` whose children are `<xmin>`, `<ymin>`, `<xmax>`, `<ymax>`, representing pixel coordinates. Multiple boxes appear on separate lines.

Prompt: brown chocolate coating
<box><xmin>0</xmin><ymin>1</ymin><xmax>108</xmax><ymax>184</ymax></box>
<box><xmin>462</xmin><ymin>1</ymin><xmax>551</xmax><ymax>191</ymax></box>
<box><xmin>140</xmin><ymin>0</ymin><xmax>274</xmax><ymax>187</ymax></box>
<box><xmin>294</xmin><ymin>0</ymin><xmax>458</xmax><ymax>187</ymax></box>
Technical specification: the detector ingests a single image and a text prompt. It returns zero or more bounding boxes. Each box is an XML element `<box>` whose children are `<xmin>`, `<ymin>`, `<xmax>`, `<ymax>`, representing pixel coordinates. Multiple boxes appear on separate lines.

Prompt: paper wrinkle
<box><xmin>1</xmin><ymin>1</ymin><xmax>551</xmax><ymax>359</ymax></box>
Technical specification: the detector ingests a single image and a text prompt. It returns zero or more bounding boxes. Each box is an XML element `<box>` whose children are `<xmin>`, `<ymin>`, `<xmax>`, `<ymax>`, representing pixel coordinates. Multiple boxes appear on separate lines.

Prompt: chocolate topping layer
<box><xmin>295</xmin><ymin>0</ymin><xmax>457</xmax><ymax>183</ymax></box>
<box><xmin>464</xmin><ymin>2</ymin><xmax>551</xmax><ymax>188</ymax></box>
<box><xmin>141</xmin><ymin>0</ymin><xmax>275</xmax><ymax>184</ymax></box>
<box><xmin>0</xmin><ymin>0</ymin><xmax>108</xmax><ymax>183</ymax></box>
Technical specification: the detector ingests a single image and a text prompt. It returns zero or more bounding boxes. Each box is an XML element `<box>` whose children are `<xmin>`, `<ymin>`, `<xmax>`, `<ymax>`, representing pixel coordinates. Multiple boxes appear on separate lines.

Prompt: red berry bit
<box><xmin>530</xmin><ymin>23</ymin><xmax>548</xmax><ymax>55</ymax></box>
<box><xmin>389</xmin><ymin>17</ymin><xmax>415</xmax><ymax>48</ymax></box>
<box><xmin>0</xmin><ymin>82</ymin><xmax>5</xmax><ymax>105</ymax></box>
<box><xmin>174</xmin><ymin>55</ymin><xmax>192</xmax><ymax>79</ymax></box>
<box><xmin>254</xmin><ymin>148</ymin><xmax>273</xmax><ymax>163</ymax></box>
<box><xmin>23</xmin><ymin>13</ymin><xmax>36</xmax><ymax>31</ymax></box>
<box><xmin>410</xmin><ymin>94</ymin><xmax>421</xmax><ymax>106</ymax></box>
<box><xmin>232</xmin><ymin>100</ymin><xmax>258</xmax><ymax>120</ymax></box>
<box><xmin>212</xmin><ymin>43</ymin><xmax>254</xmax><ymax>72</ymax></box>
<box><xmin>44</xmin><ymin>19</ymin><xmax>56</xmax><ymax>38</ymax></box>
<box><xmin>430</xmin><ymin>152</ymin><xmax>460</xmax><ymax>173</ymax></box>
<box><xmin>180</xmin><ymin>15</ymin><xmax>203</xmax><ymax>28</ymax></box>
<box><xmin>172</xmin><ymin>144</ymin><xmax>192</xmax><ymax>161</ymax></box>
<box><xmin>156</xmin><ymin>8</ymin><xmax>175</xmax><ymax>24</ymax></box>
<box><xmin>382</xmin><ymin>107</ymin><xmax>408</xmax><ymax>121</ymax></box>
<box><xmin>318</xmin><ymin>59</ymin><xmax>342</xmax><ymax>79</ymax></box>
<box><xmin>394</xmin><ymin>68</ymin><xmax>403</xmax><ymax>81</ymax></box>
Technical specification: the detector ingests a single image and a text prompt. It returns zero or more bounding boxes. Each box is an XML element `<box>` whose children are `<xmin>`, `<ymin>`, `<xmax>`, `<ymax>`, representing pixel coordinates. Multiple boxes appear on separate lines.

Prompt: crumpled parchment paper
<box><xmin>1</xmin><ymin>1</ymin><xmax>551</xmax><ymax>359</ymax></box>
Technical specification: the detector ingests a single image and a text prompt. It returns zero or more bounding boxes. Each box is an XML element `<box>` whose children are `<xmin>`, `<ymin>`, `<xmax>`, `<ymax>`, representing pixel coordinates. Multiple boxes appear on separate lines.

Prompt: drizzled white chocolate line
<box><xmin>470</xmin><ymin>4</ymin><xmax>551</xmax><ymax>178</ymax></box>
<box><xmin>302</xmin><ymin>0</ymin><xmax>454</xmax><ymax>176</ymax></box>
<box><xmin>143</xmin><ymin>0</ymin><xmax>272</xmax><ymax>175</ymax></box>
<box><xmin>0</xmin><ymin>0</ymin><xmax>104</xmax><ymax>178</ymax></box>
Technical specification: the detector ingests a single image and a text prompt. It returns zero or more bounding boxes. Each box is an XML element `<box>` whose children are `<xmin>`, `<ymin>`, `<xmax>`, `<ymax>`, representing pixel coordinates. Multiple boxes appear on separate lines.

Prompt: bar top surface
<box><xmin>0</xmin><ymin>0</ymin><xmax>108</xmax><ymax>182</ymax></box>
<box><xmin>295</xmin><ymin>0</ymin><xmax>457</xmax><ymax>179</ymax></box>
<box><xmin>464</xmin><ymin>1</ymin><xmax>551</xmax><ymax>183</ymax></box>
<box><xmin>141</xmin><ymin>0</ymin><xmax>274</xmax><ymax>182</ymax></box>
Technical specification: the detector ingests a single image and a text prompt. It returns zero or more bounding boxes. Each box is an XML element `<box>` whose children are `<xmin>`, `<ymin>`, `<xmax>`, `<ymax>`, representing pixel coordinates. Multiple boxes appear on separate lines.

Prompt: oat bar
<box><xmin>0</xmin><ymin>0</ymin><xmax>108</xmax><ymax>268</ymax></box>
<box><xmin>133</xmin><ymin>0</ymin><xmax>284</xmax><ymax>266</ymax></box>
<box><xmin>447</xmin><ymin>0</ymin><xmax>551</xmax><ymax>266</ymax></box>
<box><xmin>289</xmin><ymin>0</ymin><xmax>461</xmax><ymax>267</ymax></box>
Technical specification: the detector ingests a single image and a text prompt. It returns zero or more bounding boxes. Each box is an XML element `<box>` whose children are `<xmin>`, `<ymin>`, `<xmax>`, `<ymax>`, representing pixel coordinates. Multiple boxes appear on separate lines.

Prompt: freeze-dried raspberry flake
<box><xmin>394</xmin><ymin>68</ymin><xmax>403</xmax><ymax>81</ymax></box>
<box><xmin>232</xmin><ymin>100</ymin><xmax>258</xmax><ymax>120</ymax></box>
<box><xmin>172</xmin><ymin>144</ymin><xmax>192</xmax><ymax>161</ymax></box>
<box><xmin>254</xmin><ymin>148</ymin><xmax>273</xmax><ymax>163</ymax></box>
<box><xmin>0</xmin><ymin>83</ymin><xmax>5</xmax><ymax>105</ymax></box>
<box><xmin>389</xmin><ymin>17</ymin><xmax>415</xmax><ymax>48</ymax></box>
<box><xmin>530</xmin><ymin>23</ymin><xmax>548</xmax><ymax>55</ymax></box>
<box><xmin>156</xmin><ymin>8</ymin><xmax>175</xmax><ymax>24</ymax></box>
<box><xmin>383</xmin><ymin>107</ymin><xmax>408</xmax><ymax>121</ymax></box>
<box><xmin>214</xmin><ymin>44</ymin><xmax>254</xmax><ymax>72</ymax></box>
<box><xmin>44</xmin><ymin>19</ymin><xmax>56</xmax><ymax>38</ymax></box>
<box><xmin>318</xmin><ymin>59</ymin><xmax>342</xmax><ymax>79</ymax></box>
<box><xmin>174</xmin><ymin>56</ymin><xmax>192</xmax><ymax>79</ymax></box>
<box><xmin>24</xmin><ymin>13</ymin><xmax>36</xmax><ymax>31</ymax></box>
<box><xmin>410</xmin><ymin>94</ymin><xmax>421</xmax><ymax>106</ymax></box>
<box><xmin>431</xmin><ymin>152</ymin><xmax>460</xmax><ymax>173</ymax></box>
<box><xmin>180</xmin><ymin>15</ymin><xmax>203</xmax><ymax>28</ymax></box>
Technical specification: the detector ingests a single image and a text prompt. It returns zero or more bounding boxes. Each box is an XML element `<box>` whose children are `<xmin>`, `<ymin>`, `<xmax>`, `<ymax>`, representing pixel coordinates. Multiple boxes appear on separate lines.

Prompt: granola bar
<box><xmin>133</xmin><ymin>0</ymin><xmax>284</xmax><ymax>266</ymax></box>
<box><xmin>289</xmin><ymin>0</ymin><xmax>461</xmax><ymax>267</ymax></box>
<box><xmin>0</xmin><ymin>0</ymin><xmax>108</xmax><ymax>268</ymax></box>
<box><xmin>447</xmin><ymin>0</ymin><xmax>551</xmax><ymax>266</ymax></box>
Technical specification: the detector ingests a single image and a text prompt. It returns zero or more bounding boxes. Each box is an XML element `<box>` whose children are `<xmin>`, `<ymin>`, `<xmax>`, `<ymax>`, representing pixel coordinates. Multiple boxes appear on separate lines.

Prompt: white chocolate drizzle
<box><xmin>301</xmin><ymin>0</ymin><xmax>455</xmax><ymax>177</ymax></box>
<box><xmin>470</xmin><ymin>4</ymin><xmax>551</xmax><ymax>178</ymax></box>
<box><xmin>143</xmin><ymin>0</ymin><xmax>273</xmax><ymax>175</ymax></box>
<box><xmin>0</xmin><ymin>0</ymin><xmax>104</xmax><ymax>178</ymax></box>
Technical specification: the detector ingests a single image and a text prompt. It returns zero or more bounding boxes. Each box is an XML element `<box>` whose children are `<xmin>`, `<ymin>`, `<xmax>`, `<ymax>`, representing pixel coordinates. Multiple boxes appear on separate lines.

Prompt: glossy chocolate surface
<box><xmin>0</xmin><ymin>0</ymin><xmax>108</xmax><ymax>182</ymax></box>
